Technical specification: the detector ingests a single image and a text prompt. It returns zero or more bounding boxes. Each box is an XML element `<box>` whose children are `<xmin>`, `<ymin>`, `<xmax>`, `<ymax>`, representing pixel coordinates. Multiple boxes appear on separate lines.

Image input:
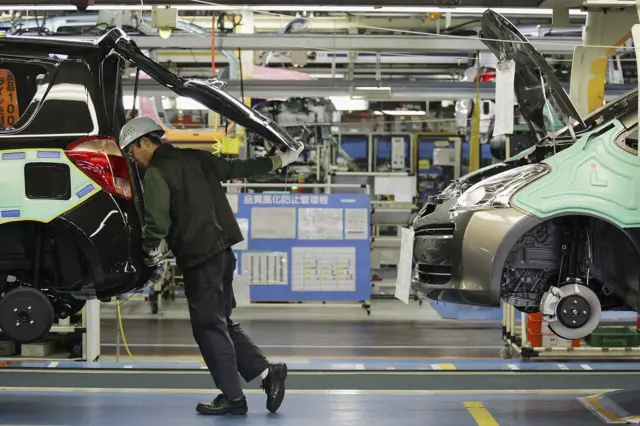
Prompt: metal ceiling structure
<box><xmin>0</xmin><ymin>0</ymin><xmax>559</xmax><ymax>6</ymax></box>
<box><xmin>58</xmin><ymin>33</ymin><xmax>581</xmax><ymax>54</ymax></box>
<box><xmin>123</xmin><ymin>79</ymin><xmax>635</xmax><ymax>101</ymax></box>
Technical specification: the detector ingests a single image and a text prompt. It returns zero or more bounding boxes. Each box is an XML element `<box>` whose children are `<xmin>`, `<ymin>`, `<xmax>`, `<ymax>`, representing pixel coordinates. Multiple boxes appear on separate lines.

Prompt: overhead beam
<box><xmin>0</xmin><ymin>0</ymin><xmax>546</xmax><ymax>6</ymax></box>
<box><xmin>121</xmin><ymin>78</ymin><xmax>634</xmax><ymax>101</ymax></box>
<box><xmin>55</xmin><ymin>33</ymin><xmax>581</xmax><ymax>54</ymax></box>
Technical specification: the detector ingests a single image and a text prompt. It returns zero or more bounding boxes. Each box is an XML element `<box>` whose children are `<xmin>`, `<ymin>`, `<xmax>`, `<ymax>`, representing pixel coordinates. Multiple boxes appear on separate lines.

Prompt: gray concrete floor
<box><xmin>100</xmin><ymin>298</ymin><xmax>504</xmax><ymax>358</ymax></box>
<box><xmin>0</xmin><ymin>390</ymin><xmax>604</xmax><ymax>426</ymax></box>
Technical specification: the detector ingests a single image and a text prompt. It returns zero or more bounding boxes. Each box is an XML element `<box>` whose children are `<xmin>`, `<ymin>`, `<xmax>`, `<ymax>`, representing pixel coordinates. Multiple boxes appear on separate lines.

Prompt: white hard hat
<box><xmin>119</xmin><ymin>116</ymin><xmax>165</xmax><ymax>150</ymax></box>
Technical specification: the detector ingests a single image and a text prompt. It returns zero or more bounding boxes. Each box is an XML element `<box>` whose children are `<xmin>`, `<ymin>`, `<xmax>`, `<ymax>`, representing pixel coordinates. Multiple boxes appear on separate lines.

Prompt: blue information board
<box><xmin>232</xmin><ymin>192</ymin><xmax>371</xmax><ymax>302</ymax></box>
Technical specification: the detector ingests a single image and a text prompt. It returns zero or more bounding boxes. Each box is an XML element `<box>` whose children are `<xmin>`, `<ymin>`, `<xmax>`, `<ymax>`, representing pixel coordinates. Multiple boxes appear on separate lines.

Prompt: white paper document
<box><xmin>240</xmin><ymin>251</ymin><xmax>288</xmax><ymax>285</ymax></box>
<box><xmin>291</xmin><ymin>247</ymin><xmax>356</xmax><ymax>292</ymax></box>
<box><xmin>250</xmin><ymin>207</ymin><xmax>296</xmax><ymax>239</ymax></box>
<box><xmin>344</xmin><ymin>208</ymin><xmax>369</xmax><ymax>240</ymax></box>
<box><xmin>493</xmin><ymin>59</ymin><xmax>516</xmax><ymax>137</ymax></box>
<box><xmin>298</xmin><ymin>208</ymin><xmax>344</xmax><ymax>240</ymax></box>
<box><xmin>395</xmin><ymin>227</ymin><xmax>415</xmax><ymax>304</ymax></box>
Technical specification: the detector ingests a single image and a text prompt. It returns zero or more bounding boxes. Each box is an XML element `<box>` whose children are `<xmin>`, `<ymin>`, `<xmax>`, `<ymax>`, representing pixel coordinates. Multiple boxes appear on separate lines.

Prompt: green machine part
<box><xmin>0</xmin><ymin>149</ymin><xmax>101</xmax><ymax>225</ymax></box>
<box><xmin>511</xmin><ymin>119</ymin><xmax>640</xmax><ymax>229</ymax></box>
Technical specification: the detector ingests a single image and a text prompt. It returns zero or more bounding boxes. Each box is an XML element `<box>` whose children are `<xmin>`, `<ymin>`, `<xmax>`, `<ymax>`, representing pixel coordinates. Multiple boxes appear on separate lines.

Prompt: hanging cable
<box><xmin>211</xmin><ymin>12</ymin><xmax>216</xmax><ymax>76</ymax></box>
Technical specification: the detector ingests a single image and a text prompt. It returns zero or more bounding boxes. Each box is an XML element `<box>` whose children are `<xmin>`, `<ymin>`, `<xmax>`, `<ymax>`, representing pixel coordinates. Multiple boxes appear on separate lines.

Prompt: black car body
<box><xmin>0</xmin><ymin>28</ymin><xmax>300</xmax><ymax>343</ymax></box>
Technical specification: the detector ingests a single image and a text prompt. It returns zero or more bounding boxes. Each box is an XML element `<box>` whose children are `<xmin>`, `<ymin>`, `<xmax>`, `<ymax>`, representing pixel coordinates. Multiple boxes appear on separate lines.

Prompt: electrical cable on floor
<box><xmin>116</xmin><ymin>298</ymin><xmax>137</xmax><ymax>362</ymax></box>
<box><xmin>114</xmin><ymin>260</ymin><xmax>171</xmax><ymax>363</ymax></box>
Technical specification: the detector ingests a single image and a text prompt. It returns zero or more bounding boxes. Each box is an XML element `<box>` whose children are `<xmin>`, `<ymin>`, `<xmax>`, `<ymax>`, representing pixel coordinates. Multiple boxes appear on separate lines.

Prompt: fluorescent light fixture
<box><xmin>123</xmin><ymin>95</ymin><xmax>208</xmax><ymax>111</ymax></box>
<box><xmin>307</xmin><ymin>73</ymin><xmax>345</xmax><ymax>79</ymax></box>
<box><xmin>175</xmin><ymin>96</ymin><xmax>207</xmax><ymax>110</ymax></box>
<box><xmin>354</xmin><ymin>86</ymin><xmax>391</xmax><ymax>91</ymax></box>
<box><xmin>582</xmin><ymin>1</ymin><xmax>635</xmax><ymax>6</ymax></box>
<box><xmin>374</xmin><ymin>110</ymin><xmax>426</xmax><ymax>116</ymax></box>
<box><xmin>329</xmin><ymin>96</ymin><xmax>369</xmax><ymax>111</ymax></box>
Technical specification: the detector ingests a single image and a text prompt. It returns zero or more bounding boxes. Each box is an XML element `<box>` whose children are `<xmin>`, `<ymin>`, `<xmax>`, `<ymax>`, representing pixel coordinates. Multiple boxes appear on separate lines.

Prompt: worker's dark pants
<box><xmin>182</xmin><ymin>247</ymin><xmax>270</xmax><ymax>400</ymax></box>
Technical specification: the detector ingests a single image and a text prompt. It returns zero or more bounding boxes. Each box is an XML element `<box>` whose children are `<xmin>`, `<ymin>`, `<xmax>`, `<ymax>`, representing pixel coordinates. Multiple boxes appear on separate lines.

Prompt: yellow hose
<box><xmin>116</xmin><ymin>298</ymin><xmax>136</xmax><ymax>362</ymax></box>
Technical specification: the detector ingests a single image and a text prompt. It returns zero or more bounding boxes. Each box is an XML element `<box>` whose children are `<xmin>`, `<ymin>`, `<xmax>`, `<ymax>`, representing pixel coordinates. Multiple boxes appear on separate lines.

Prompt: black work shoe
<box><xmin>261</xmin><ymin>362</ymin><xmax>288</xmax><ymax>413</ymax></box>
<box><xmin>196</xmin><ymin>394</ymin><xmax>248</xmax><ymax>415</ymax></box>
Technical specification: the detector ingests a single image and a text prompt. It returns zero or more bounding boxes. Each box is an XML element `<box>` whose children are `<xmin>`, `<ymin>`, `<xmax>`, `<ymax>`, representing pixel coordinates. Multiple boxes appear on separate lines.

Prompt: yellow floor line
<box><xmin>436</xmin><ymin>363</ymin><xmax>457</xmax><ymax>370</ymax></box>
<box><xmin>464</xmin><ymin>401</ymin><xmax>500</xmax><ymax>426</ymax></box>
<box><xmin>583</xmin><ymin>395</ymin><xmax>621</xmax><ymax>423</ymax></box>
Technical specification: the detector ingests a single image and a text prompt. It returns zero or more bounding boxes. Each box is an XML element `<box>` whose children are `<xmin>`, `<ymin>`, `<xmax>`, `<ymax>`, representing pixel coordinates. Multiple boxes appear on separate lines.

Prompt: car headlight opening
<box><xmin>449</xmin><ymin>163</ymin><xmax>550</xmax><ymax>215</ymax></box>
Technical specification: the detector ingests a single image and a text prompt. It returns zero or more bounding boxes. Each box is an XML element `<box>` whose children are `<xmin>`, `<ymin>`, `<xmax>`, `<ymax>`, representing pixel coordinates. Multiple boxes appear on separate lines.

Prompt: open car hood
<box><xmin>480</xmin><ymin>10</ymin><xmax>585</xmax><ymax>140</ymax></box>
<box><xmin>100</xmin><ymin>28</ymin><xmax>301</xmax><ymax>153</ymax></box>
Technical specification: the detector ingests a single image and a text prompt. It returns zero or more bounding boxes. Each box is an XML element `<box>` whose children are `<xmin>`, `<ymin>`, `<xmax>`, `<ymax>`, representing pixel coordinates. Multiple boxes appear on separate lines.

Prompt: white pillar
<box><xmin>570</xmin><ymin>9</ymin><xmax>638</xmax><ymax>115</ymax></box>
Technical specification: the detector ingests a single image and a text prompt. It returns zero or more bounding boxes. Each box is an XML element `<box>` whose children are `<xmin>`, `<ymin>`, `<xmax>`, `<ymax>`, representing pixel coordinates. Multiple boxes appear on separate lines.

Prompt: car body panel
<box><xmin>58</xmin><ymin>190</ymin><xmax>141</xmax><ymax>299</ymax></box>
<box><xmin>512</xmin><ymin>120</ymin><xmax>640</xmax><ymax>229</ymax></box>
<box><xmin>413</xmin><ymin>207</ymin><xmax>541</xmax><ymax>306</ymax></box>
<box><xmin>102</xmin><ymin>29</ymin><xmax>302</xmax><ymax>154</ymax></box>
<box><xmin>0</xmin><ymin>149</ymin><xmax>101</xmax><ymax>225</ymax></box>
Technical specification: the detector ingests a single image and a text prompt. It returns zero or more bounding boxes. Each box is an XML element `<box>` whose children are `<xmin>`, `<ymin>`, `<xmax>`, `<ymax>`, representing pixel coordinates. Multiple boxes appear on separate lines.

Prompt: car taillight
<box><xmin>66</xmin><ymin>136</ymin><xmax>132</xmax><ymax>200</ymax></box>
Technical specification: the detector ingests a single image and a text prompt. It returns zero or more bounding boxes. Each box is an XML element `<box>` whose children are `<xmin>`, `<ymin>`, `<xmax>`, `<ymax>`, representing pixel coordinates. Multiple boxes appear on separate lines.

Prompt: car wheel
<box><xmin>0</xmin><ymin>286</ymin><xmax>55</xmax><ymax>343</ymax></box>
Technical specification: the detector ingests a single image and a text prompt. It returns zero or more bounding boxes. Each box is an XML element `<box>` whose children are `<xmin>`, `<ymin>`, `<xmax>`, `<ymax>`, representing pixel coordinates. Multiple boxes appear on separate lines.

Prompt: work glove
<box><xmin>148</xmin><ymin>260</ymin><xmax>168</xmax><ymax>285</ymax></box>
<box><xmin>143</xmin><ymin>246</ymin><xmax>163</xmax><ymax>268</ymax></box>
<box><xmin>276</xmin><ymin>145</ymin><xmax>303</xmax><ymax>167</ymax></box>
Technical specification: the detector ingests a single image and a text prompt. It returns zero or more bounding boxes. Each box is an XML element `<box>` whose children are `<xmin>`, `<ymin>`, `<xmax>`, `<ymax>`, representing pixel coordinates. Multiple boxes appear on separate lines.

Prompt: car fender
<box><xmin>511</xmin><ymin>119</ymin><xmax>640</xmax><ymax>229</ymax></box>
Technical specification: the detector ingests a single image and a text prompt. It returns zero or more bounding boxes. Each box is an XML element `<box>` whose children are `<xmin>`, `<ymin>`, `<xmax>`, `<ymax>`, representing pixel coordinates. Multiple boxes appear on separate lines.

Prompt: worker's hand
<box><xmin>143</xmin><ymin>246</ymin><xmax>163</xmax><ymax>268</ymax></box>
<box><xmin>276</xmin><ymin>146</ymin><xmax>302</xmax><ymax>167</ymax></box>
<box><xmin>148</xmin><ymin>260</ymin><xmax>168</xmax><ymax>284</ymax></box>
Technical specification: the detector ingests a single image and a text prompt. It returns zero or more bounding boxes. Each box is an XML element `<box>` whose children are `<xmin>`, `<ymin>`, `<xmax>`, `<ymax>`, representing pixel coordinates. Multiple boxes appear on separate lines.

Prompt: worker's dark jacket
<box><xmin>141</xmin><ymin>143</ymin><xmax>276</xmax><ymax>270</ymax></box>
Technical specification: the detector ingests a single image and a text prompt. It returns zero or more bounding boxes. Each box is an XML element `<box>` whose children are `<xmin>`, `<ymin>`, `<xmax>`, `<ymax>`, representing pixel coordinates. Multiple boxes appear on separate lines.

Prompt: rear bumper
<box><xmin>411</xmin><ymin>197</ymin><xmax>540</xmax><ymax>307</ymax></box>
<box><xmin>61</xmin><ymin>190</ymin><xmax>150</xmax><ymax>299</ymax></box>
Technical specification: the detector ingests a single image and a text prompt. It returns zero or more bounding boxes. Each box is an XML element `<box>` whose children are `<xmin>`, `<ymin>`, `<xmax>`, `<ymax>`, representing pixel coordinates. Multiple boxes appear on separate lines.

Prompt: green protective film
<box><xmin>511</xmin><ymin>120</ymin><xmax>640</xmax><ymax>229</ymax></box>
<box><xmin>0</xmin><ymin>149</ymin><xmax>101</xmax><ymax>224</ymax></box>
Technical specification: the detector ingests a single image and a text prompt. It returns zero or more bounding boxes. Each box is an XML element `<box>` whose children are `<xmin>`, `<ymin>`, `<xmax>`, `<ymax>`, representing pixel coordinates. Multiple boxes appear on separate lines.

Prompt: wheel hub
<box><xmin>557</xmin><ymin>295</ymin><xmax>591</xmax><ymax>329</ymax></box>
<box><xmin>0</xmin><ymin>287</ymin><xmax>54</xmax><ymax>343</ymax></box>
<box><xmin>540</xmin><ymin>282</ymin><xmax>601</xmax><ymax>340</ymax></box>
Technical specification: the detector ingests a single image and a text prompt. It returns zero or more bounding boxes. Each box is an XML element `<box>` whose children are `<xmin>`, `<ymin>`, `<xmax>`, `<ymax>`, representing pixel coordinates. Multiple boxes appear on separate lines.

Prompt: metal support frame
<box><xmin>371</xmin><ymin>132</ymin><xmax>414</xmax><ymax>173</ymax></box>
<box><xmin>326</xmin><ymin>171</ymin><xmax>417</xmax><ymax>298</ymax></box>
<box><xmin>52</xmin><ymin>33</ymin><xmax>582</xmax><ymax>54</ymax></box>
<box><xmin>123</xmin><ymin>79</ymin><xmax>634</xmax><ymax>101</ymax></box>
<box><xmin>501</xmin><ymin>302</ymin><xmax>640</xmax><ymax>360</ymax></box>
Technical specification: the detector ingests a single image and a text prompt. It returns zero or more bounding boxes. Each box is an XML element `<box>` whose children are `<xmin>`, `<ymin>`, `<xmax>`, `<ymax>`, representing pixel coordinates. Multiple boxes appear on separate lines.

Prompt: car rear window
<box><xmin>0</xmin><ymin>61</ymin><xmax>48</xmax><ymax>131</ymax></box>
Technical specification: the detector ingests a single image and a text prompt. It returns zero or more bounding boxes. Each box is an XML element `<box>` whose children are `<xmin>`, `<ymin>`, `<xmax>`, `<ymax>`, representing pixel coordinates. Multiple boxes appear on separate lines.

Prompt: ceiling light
<box><xmin>374</xmin><ymin>110</ymin><xmax>426</xmax><ymax>116</ymax></box>
<box><xmin>308</xmin><ymin>73</ymin><xmax>345</xmax><ymax>79</ymax></box>
<box><xmin>158</xmin><ymin>28</ymin><xmax>173</xmax><ymax>40</ymax></box>
<box><xmin>329</xmin><ymin>96</ymin><xmax>368</xmax><ymax>111</ymax></box>
<box><xmin>354</xmin><ymin>86</ymin><xmax>391</xmax><ymax>91</ymax></box>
